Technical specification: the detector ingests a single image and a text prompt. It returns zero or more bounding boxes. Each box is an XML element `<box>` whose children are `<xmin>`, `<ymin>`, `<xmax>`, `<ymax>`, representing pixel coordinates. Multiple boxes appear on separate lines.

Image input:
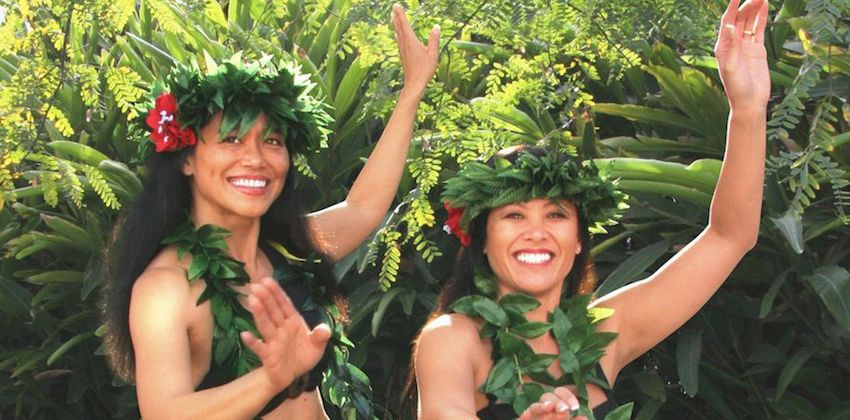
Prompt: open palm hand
<box><xmin>715</xmin><ymin>0</ymin><xmax>771</xmax><ymax>111</ymax></box>
<box><xmin>392</xmin><ymin>4</ymin><xmax>440</xmax><ymax>95</ymax></box>
<box><xmin>240</xmin><ymin>278</ymin><xmax>331</xmax><ymax>391</ymax></box>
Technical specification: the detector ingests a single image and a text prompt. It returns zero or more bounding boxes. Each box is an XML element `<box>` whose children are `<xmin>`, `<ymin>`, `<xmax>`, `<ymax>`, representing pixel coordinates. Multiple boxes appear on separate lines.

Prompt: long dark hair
<box><xmin>403</xmin><ymin>146</ymin><xmax>595</xmax><ymax>407</ymax></box>
<box><xmin>101</xmin><ymin>143</ymin><xmax>338</xmax><ymax>382</ymax></box>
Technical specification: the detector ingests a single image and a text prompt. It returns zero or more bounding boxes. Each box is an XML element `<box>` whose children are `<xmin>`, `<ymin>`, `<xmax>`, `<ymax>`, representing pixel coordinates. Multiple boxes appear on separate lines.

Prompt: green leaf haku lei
<box><xmin>161</xmin><ymin>219</ymin><xmax>374</xmax><ymax>419</ymax></box>
<box><xmin>451</xmin><ymin>269</ymin><xmax>634</xmax><ymax>419</ymax></box>
<box><xmin>134</xmin><ymin>53</ymin><xmax>333</xmax><ymax>159</ymax></box>
<box><xmin>442</xmin><ymin>151</ymin><xmax>629</xmax><ymax>234</ymax></box>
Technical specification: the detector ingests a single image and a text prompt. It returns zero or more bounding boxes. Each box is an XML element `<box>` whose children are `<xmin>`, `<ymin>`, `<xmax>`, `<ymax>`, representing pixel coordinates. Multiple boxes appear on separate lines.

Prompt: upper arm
<box><xmin>129</xmin><ymin>267</ymin><xmax>195</xmax><ymax>417</ymax></box>
<box><xmin>594</xmin><ymin>228</ymin><xmax>751</xmax><ymax>372</ymax></box>
<box><xmin>414</xmin><ymin>314</ymin><xmax>481</xmax><ymax>420</ymax></box>
<box><xmin>306</xmin><ymin>202</ymin><xmax>382</xmax><ymax>262</ymax></box>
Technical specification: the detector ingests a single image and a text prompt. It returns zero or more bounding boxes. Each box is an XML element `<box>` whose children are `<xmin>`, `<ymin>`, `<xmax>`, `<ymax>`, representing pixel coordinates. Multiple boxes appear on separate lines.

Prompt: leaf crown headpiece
<box><xmin>141</xmin><ymin>53</ymin><xmax>333</xmax><ymax>156</ymax></box>
<box><xmin>441</xmin><ymin>147</ymin><xmax>628</xmax><ymax>235</ymax></box>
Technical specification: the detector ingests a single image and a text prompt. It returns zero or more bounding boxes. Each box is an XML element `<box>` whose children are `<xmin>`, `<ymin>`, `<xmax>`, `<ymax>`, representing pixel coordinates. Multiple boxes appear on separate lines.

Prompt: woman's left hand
<box><xmin>392</xmin><ymin>4</ymin><xmax>440</xmax><ymax>95</ymax></box>
<box><xmin>714</xmin><ymin>0</ymin><xmax>771</xmax><ymax>111</ymax></box>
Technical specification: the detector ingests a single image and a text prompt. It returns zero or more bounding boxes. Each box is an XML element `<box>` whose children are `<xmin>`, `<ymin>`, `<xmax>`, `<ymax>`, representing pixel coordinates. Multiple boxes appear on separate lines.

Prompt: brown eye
<box><xmin>506</xmin><ymin>212</ymin><xmax>524</xmax><ymax>219</ymax></box>
<box><xmin>221</xmin><ymin>135</ymin><xmax>240</xmax><ymax>144</ymax></box>
<box><xmin>265</xmin><ymin>137</ymin><xmax>283</xmax><ymax>146</ymax></box>
<box><xmin>548</xmin><ymin>211</ymin><xmax>567</xmax><ymax>219</ymax></box>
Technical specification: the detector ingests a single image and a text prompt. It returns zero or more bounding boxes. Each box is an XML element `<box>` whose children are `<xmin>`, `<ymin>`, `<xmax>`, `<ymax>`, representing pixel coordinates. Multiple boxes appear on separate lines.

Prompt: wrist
<box><xmin>399</xmin><ymin>85</ymin><xmax>426</xmax><ymax>101</ymax></box>
<box><xmin>728</xmin><ymin>106</ymin><xmax>767</xmax><ymax>119</ymax></box>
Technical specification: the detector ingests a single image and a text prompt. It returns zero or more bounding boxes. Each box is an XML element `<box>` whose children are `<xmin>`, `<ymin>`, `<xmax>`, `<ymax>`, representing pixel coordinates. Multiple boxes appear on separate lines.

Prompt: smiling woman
<box><xmin>100</xmin><ymin>5</ymin><xmax>440</xmax><ymax>419</ymax></box>
<box><xmin>413</xmin><ymin>0</ymin><xmax>770</xmax><ymax>419</ymax></box>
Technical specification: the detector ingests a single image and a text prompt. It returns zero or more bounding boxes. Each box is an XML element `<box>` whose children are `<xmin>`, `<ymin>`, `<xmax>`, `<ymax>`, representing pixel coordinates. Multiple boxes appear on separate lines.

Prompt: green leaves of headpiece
<box><xmin>150</xmin><ymin>54</ymin><xmax>332</xmax><ymax>156</ymax></box>
<box><xmin>441</xmin><ymin>152</ymin><xmax>628</xmax><ymax>233</ymax></box>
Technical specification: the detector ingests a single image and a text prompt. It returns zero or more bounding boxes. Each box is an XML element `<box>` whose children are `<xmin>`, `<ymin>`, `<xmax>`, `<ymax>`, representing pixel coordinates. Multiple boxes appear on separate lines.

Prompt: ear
<box><xmin>575</xmin><ymin>245</ymin><xmax>582</xmax><ymax>255</ymax></box>
<box><xmin>182</xmin><ymin>153</ymin><xmax>195</xmax><ymax>176</ymax></box>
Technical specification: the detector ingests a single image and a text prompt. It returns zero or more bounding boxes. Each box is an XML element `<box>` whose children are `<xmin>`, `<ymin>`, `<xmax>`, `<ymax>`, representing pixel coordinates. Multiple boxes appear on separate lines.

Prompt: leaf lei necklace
<box><xmin>161</xmin><ymin>219</ymin><xmax>374</xmax><ymax>419</ymax></box>
<box><xmin>449</xmin><ymin>267</ymin><xmax>634</xmax><ymax>419</ymax></box>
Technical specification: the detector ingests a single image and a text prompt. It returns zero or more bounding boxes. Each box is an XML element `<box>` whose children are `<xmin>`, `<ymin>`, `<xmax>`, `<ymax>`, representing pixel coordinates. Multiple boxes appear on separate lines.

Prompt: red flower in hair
<box><xmin>145</xmin><ymin>92</ymin><xmax>197</xmax><ymax>153</ymax></box>
<box><xmin>443</xmin><ymin>202</ymin><xmax>471</xmax><ymax>247</ymax></box>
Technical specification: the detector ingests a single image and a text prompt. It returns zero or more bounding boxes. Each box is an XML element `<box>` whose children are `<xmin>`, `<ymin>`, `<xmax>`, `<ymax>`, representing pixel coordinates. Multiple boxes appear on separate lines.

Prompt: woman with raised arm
<box><xmin>101</xmin><ymin>6</ymin><xmax>439</xmax><ymax>419</ymax></box>
<box><xmin>413</xmin><ymin>0</ymin><xmax>769</xmax><ymax>418</ymax></box>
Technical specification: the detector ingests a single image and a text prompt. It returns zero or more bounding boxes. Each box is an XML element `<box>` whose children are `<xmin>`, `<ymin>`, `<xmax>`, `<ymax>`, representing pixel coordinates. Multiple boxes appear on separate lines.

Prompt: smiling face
<box><xmin>182</xmin><ymin>112</ymin><xmax>289</xmax><ymax>222</ymax></box>
<box><xmin>484</xmin><ymin>198</ymin><xmax>583</xmax><ymax>301</ymax></box>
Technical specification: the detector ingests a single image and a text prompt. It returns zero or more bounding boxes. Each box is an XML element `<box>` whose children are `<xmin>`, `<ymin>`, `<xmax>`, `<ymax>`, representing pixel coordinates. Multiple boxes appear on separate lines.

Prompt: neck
<box><xmin>190</xmin><ymin>205</ymin><xmax>263</xmax><ymax>276</ymax></box>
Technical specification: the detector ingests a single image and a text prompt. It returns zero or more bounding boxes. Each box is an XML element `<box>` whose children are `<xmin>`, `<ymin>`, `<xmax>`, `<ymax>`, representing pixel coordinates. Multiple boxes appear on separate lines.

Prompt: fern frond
<box><xmin>145</xmin><ymin>0</ymin><xmax>187</xmax><ymax>36</ymax></box>
<box><xmin>41</xmin><ymin>103</ymin><xmax>74</xmax><ymax>137</ymax></box>
<box><xmin>82</xmin><ymin>164</ymin><xmax>121</xmax><ymax>210</ymax></box>
<box><xmin>292</xmin><ymin>153</ymin><xmax>317</xmax><ymax>179</ymax></box>
<box><xmin>106</xmin><ymin>66</ymin><xmax>146</xmax><ymax>120</ymax></box>
<box><xmin>56</xmin><ymin>159</ymin><xmax>84</xmax><ymax>207</ymax></box>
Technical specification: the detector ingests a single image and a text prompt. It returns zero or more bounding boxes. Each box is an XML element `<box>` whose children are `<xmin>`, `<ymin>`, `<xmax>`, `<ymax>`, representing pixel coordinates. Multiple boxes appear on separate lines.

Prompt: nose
<box><xmin>240</xmin><ymin>137</ymin><xmax>265</xmax><ymax>168</ymax></box>
<box><xmin>522</xmin><ymin>219</ymin><xmax>549</xmax><ymax>242</ymax></box>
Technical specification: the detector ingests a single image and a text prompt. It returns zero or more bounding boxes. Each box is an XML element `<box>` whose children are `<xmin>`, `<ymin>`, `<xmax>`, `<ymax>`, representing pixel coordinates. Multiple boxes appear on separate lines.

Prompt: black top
<box><xmin>476</xmin><ymin>365</ymin><xmax>619</xmax><ymax>419</ymax></box>
<box><xmin>196</xmin><ymin>240</ymin><xmax>330</xmax><ymax>415</ymax></box>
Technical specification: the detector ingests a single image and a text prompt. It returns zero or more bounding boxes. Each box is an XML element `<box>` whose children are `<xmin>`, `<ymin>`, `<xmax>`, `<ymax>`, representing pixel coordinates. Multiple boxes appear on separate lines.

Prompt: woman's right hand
<box><xmin>518</xmin><ymin>387</ymin><xmax>588</xmax><ymax>420</ymax></box>
<box><xmin>240</xmin><ymin>277</ymin><xmax>331</xmax><ymax>391</ymax></box>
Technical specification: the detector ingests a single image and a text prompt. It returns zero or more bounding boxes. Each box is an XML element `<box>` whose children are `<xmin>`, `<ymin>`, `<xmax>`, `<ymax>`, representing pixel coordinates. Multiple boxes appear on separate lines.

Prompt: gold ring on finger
<box><xmin>743</xmin><ymin>30</ymin><xmax>755</xmax><ymax>36</ymax></box>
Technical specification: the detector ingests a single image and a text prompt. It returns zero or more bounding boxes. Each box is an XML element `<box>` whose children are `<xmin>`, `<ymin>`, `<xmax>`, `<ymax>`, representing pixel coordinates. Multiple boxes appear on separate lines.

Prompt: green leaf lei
<box><xmin>161</xmin><ymin>219</ymin><xmax>374</xmax><ymax>419</ymax></box>
<box><xmin>450</xmin><ymin>268</ymin><xmax>634</xmax><ymax>419</ymax></box>
<box><xmin>137</xmin><ymin>53</ymin><xmax>333</xmax><ymax>158</ymax></box>
<box><xmin>442</xmin><ymin>152</ymin><xmax>628</xmax><ymax>233</ymax></box>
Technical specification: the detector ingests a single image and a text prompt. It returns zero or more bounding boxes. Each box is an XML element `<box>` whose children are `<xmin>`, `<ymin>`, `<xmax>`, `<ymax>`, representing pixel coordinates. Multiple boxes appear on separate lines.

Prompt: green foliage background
<box><xmin>1</xmin><ymin>0</ymin><xmax>849</xmax><ymax>418</ymax></box>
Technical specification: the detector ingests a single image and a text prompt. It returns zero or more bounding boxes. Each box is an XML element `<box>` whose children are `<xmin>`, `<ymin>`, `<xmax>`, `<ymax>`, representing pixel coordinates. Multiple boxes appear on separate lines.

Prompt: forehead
<box><xmin>493</xmin><ymin>198</ymin><xmax>577</xmax><ymax>212</ymax></box>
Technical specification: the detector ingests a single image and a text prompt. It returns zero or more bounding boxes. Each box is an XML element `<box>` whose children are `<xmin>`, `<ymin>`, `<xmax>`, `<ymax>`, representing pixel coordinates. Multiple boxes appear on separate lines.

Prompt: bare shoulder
<box><xmin>130</xmin><ymin>246</ymin><xmax>194</xmax><ymax>322</ymax></box>
<box><xmin>416</xmin><ymin>313</ymin><xmax>485</xmax><ymax>359</ymax></box>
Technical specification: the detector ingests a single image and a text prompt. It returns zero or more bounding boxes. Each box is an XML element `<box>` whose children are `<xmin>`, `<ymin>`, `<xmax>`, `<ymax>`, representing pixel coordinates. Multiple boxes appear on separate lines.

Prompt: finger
<box><xmin>248</xmin><ymin>292</ymin><xmax>280</xmax><ymax>337</ymax></box>
<box><xmin>261</xmin><ymin>277</ymin><xmax>298</xmax><ymax>319</ymax></box>
<box><xmin>391</xmin><ymin>4</ymin><xmax>403</xmax><ymax>43</ymax></box>
<box><xmin>552</xmin><ymin>387</ymin><xmax>580</xmax><ymax>412</ymax></box>
<box><xmin>240</xmin><ymin>330</ymin><xmax>268</xmax><ymax>359</ymax></box>
<box><xmin>252</xmin><ymin>282</ymin><xmax>287</xmax><ymax>327</ymax></box>
<box><xmin>738</xmin><ymin>0</ymin><xmax>763</xmax><ymax>42</ymax></box>
<box><xmin>308</xmin><ymin>323</ymin><xmax>332</xmax><ymax>348</ymax></box>
<box><xmin>394</xmin><ymin>4</ymin><xmax>419</xmax><ymax>43</ymax></box>
<box><xmin>721</xmin><ymin>0</ymin><xmax>742</xmax><ymax>25</ymax></box>
<box><xmin>755</xmin><ymin>0</ymin><xmax>769</xmax><ymax>44</ymax></box>
<box><xmin>427</xmin><ymin>25</ymin><xmax>440</xmax><ymax>55</ymax></box>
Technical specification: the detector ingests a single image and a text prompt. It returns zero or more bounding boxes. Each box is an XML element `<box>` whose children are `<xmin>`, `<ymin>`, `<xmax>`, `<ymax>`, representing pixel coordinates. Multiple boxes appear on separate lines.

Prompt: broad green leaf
<box><xmin>675</xmin><ymin>330</ymin><xmax>702</xmax><ymax>396</ymax></box>
<box><xmin>47</xmin><ymin>332</ymin><xmax>95</xmax><ymax>365</ymax></box>
<box><xmin>499</xmin><ymin>293</ymin><xmax>541</xmax><ymax>315</ymax></box>
<box><xmin>47</xmin><ymin>141</ymin><xmax>109</xmax><ymax>166</ymax></box>
<box><xmin>759</xmin><ymin>270</ymin><xmax>789</xmax><ymax>318</ymax></box>
<box><xmin>775</xmin><ymin>347</ymin><xmax>817</xmax><ymax>401</ymax></box>
<box><xmin>769</xmin><ymin>209</ymin><xmax>804</xmax><ymax>254</ymax></box>
<box><xmin>371</xmin><ymin>287</ymin><xmax>404</xmax><ymax>336</ymax></box>
<box><xmin>593</xmin><ymin>103</ymin><xmax>695</xmax><ymax>132</ymax></box>
<box><xmin>606</xmin><ymin>402</ymin><xmax>635</xmax><ymax>420</ymax></box>
<box><xmin>27</xmin><ymin>270</ymin><xmax>85</xmax><ymax>285</ymax></box>
<box><xmin>805</xmin><ymin>266</ymin><xmax>850</xmax><ymax>329</ymax></box>
<box><xmin>482</xmin><ymin>357</ymin><xmax>516</xmax><ymax>393</ymax></box>
<box><xmin>597</xmin><ymin>240</ymin><xmax>669</xmax><ymax>296</ymax></box>
<box><xmin>472</xmin><ymin>298</ymin><xmax>509</xmax><ymax>327</ymax></box>
<box><xmin>511</xmin><ymin>321</ymin><xmax>552</xmax><ymax>339</ymax></box>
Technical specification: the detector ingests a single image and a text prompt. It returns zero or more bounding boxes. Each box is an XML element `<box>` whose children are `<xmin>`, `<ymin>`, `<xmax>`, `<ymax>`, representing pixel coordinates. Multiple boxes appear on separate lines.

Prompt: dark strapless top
<box><xmin>476</xmin><ymin>364</ymin><xmax>619</xmax><ymax>419</ymax></box>
<box><xmin>196</xmin><ymin>240</ymin><xmax>330</xmax><ymax>416</ymax></box>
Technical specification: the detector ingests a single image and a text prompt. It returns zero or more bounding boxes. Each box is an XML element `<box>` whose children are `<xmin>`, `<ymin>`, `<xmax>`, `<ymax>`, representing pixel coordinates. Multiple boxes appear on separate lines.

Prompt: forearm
<box><xmin>707</xmin><ymin>107</ymin><xmax>767</xmax><ymax>248</ymax></box>
<box><xmin>139</xmin><ymin>368</ymin><xmax>280</xmax><ymax>420</ymax></box>
<box><xmin>345</xmin><ymin>87</ymin><xmax>423</xmax><ymax>213</ymax></box>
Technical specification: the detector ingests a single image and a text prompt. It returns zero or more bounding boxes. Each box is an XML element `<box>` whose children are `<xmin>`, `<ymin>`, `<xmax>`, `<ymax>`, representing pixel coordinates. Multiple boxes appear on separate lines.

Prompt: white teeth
<box><xmin>515</xmin><ymin>253</ymin><xmax>552</xmax><ymax>264</ymax></box>
<box><xmin>230</xmin><ymin>178</ymin><xmax>267</xmax><ymax>188</ymax></box>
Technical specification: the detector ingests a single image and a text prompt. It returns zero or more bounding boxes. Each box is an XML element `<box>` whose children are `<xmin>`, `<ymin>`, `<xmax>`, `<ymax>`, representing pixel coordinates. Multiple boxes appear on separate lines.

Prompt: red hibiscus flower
<box><xmin>443</xmin><ymin>202</ymin><xmax>471</xmax><ymax>247</ymax></box>
<box><xmin>145</xmin><ymin>92</ymin><xmax>196</xmax><ymax>153</ymax></box>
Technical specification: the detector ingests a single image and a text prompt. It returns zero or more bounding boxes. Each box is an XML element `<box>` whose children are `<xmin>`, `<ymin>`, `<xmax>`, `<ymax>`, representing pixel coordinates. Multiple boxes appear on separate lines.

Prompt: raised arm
<box><xmin>593</xmin><ymin>0</ymin><xmax>770</xmax><ymax>377</ymax></box>
<box><xmin>131</xmin><ymin>272</ymin><xmax>329</xmax><ymax>419</ymax></box>
<box><xmin>307</xmin><ymin>5</ymin><xmax>439</xmax><ymax>261</ymax></box>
